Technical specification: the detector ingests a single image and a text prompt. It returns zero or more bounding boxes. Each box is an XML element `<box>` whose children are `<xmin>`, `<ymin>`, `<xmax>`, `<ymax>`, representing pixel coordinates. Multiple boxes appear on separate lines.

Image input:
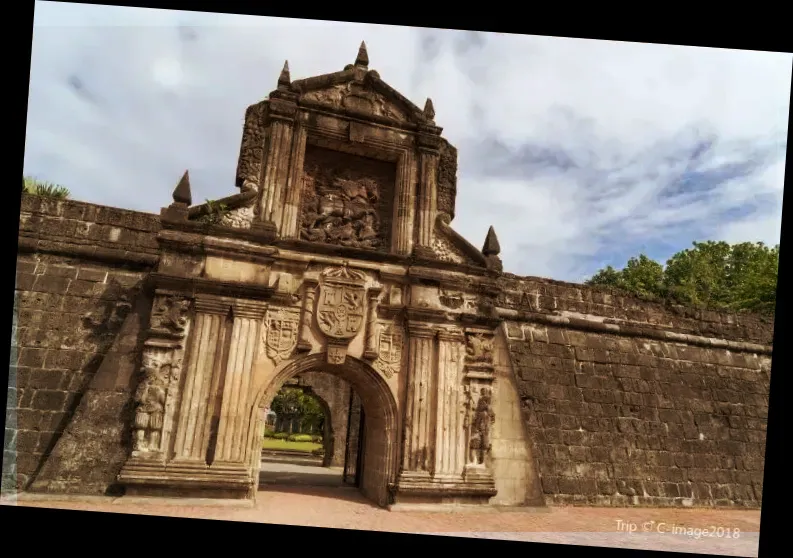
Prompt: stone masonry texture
<box><xmin>6</xmin><ymin>194</ymin><xmax>159</xmax><ymax>495</ymax></box>
<box><xmin>499</xmin><ymin>275</ymin><xmax>772</xmax><ymax>508</ymax></box>
<box><xmin>6</xmin><ymin>194</ymin><xmax>774</xmax><ymax>508</ymax></box>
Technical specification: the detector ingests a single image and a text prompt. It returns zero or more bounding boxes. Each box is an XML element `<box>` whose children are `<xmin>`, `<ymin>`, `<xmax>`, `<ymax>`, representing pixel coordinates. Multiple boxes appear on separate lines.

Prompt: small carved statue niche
<box><xmin>133</xmin><ymin>350</ymin><xmax>171</xmax><ymax>453</ymax></box>
<box><xmin>465</xmin><ymin>386</ymin><xmax>496</xmax><ymax>466</ymax></box>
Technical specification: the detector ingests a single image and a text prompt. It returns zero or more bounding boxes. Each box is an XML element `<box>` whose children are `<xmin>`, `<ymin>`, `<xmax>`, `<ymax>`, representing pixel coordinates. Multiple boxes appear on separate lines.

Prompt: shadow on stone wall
<box><xmin>24</xmin><ymin>280</ymin><xmax>153</xmax><ymax>496</ymax></box>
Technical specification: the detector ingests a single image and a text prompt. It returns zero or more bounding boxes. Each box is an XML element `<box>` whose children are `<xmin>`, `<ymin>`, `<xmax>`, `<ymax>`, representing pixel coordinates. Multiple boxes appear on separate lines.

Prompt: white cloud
<box><xmin>25</xmin><ymin>1</ymin><xmax>791</xmax><ymax>282</ymax></box>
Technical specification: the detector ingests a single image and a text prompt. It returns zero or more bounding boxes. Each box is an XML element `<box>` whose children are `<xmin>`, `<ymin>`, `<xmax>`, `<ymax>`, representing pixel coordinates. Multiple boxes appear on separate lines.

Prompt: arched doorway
<box><xmin>248</xmin><ymin>353</ymin><xmax>399</xmax><ymax>507</ymax></box>
<box><xmin>263</xmin><ymin>381</ymin><xmax>334</xmax><ymax>466</ymax></box>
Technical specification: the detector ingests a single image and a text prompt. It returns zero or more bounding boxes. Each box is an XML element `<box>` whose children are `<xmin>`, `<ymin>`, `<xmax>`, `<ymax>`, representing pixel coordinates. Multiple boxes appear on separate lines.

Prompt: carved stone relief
<box><xmin>150</xmin><ymin>296</ymin><xmax>191</xmax><ymax>336</ymax></box>
<box><xmin>302</xmin><ymin>82</ymin><xmax>408</xmax><ymax>121</ymax></box>
<box><xmin>465</xmin><ymin>333</ymin><xmax>494</xmax><ymax>364</ymax></box>
<box><xmin>465</xmin><ymin>386</ymin><xmax>495</xmax><ymax>466</ymax></box>
<box><xmin>299</xmin><ymin>145</ymin><xmax>396</xmax><ymax>251</ymax></box>
<box><xmin>132</xmin><ymin>295</ymin><xmax>191</xmax><ymax>457</ymax></box>
<box><xmin>219</xmin><ymin>204</ymin><xmax>256</xmax><ymax>229</ymax></box>
<box><xmin>317</xmin><ymin>266</ymin><xmax>367</xmax><ymax>339</ymax></box>
<box><xmin>432</xmin><ymin>234</ymin><xmax>468</xmax><ymax>264</ymax></box>
<box><xmin>439</xmin><ymin>289</ymin><xmax>477</xmax><ymax>311</ymax></box>
<box><xmin>133</xmin><ymin>348</ymin><xmax>172</xmax><ymax>453</ymax></box>
<box><xmin>373</xmin><ymin>323</ymin><xmax>403</xmax><ymax>379</ymax></box>
<box><xmin>264</xmin><ymin>308</ymin><xmax>301</xmax><ymax>365</ymax></box>
<box><xmin>316</xmin><ymin>265</ymin><xmax>368</xmax><ymax>364</ymax></box>
<box><xmin>437</xmin><ymin>139</ymin><xmax>458</xmax><ymax>220</ymax></box>
<box><xmin>235</xmin><ymin>101</ymin><xmax>266</xmax><ymax>193</ymax></box>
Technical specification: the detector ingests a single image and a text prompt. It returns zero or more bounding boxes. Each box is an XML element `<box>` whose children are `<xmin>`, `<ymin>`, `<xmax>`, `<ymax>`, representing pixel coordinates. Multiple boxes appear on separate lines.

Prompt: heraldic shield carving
<box><xmin>265</xmin><ymin>308</ymin><xmax>301</xmax><ymax>365</ymax></box>
<box><xmin>374</xmin><ymin>323</ymin><xmax>403</xmax><ymax>378</ymax></box>
<box><xmin>317</xmin><ymin>265</ymin><xmax>367</xmax><ymax>340</ymax></box>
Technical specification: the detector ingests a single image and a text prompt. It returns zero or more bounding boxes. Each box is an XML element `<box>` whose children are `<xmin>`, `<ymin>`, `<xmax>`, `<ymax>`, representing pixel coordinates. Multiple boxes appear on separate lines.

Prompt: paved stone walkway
<box><xmin>2</xmin><ymin>461</ymin><xmax>761</xmax><ymax>557</ymax></box>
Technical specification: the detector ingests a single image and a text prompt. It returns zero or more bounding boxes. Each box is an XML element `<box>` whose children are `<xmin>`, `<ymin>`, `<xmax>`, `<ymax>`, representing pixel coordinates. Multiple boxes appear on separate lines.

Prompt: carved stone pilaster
<box><xmin>297</xmin><ymin>279</ymin><xmax>318</xmax><ymax>351</ymax></box>
<box><xmin>391</xmin><ymin>150</ymin><xmax>416</xmax><ymax>256</ymax></box>
<box><xmin>131</xmin><ymin>294</ymin><xmax>193</xmax><ymax>462</ymax></box>
<box><xmin>172</xmin><ymin>300</ymin><xmax>231</xmax><ymax>463</ymax></box>
<box><xmin>434</xmin><ymin>329</ymin><xmax>466</xmax><ymax>478</ymax></box>
<box><xmin>401</xmin><ymin>323</ymin><xmax>437</xmax><ymax>474</ymax></box>
<box><xmin>415</xmin><ymin>144</ymin><xmax>440</xmax><ymax>253</ymax></box>
<box><xmin>363</xmin><ymin>287</ymin><xmax>382</xmax><ymax>360</ymax></box>
<box><xmin>280</xmin><ymin>123</ymin><xmax>308</xmax><ymax>238</ymax></box>
<box><xmin>259</xmin><ymin>115</ymin><xmax>296</xmax><ymax>230</ymax></box>
<box><xmin>213</xmin><ymin>300</ymin><xmax>267</xmax><ymax>465</ymax></box>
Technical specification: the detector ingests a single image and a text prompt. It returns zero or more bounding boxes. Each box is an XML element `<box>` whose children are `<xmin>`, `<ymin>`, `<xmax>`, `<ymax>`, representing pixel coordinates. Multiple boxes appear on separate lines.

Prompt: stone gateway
<box><xmin>8</xmin><ymin>43</ymin><xmax>772</xmax><ymax>510</ymax></box>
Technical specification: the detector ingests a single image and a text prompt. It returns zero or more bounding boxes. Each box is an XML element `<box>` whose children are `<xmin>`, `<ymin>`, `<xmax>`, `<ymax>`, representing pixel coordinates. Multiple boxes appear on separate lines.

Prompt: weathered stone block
<box><xmin>31</xmin><ymin>390</ymin><xmax>67</xmax><ymax>412</ymax></box>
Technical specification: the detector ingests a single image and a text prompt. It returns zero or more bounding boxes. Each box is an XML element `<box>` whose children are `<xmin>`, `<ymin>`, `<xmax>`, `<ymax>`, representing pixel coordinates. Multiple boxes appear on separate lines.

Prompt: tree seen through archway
<box><xmin>264</xmin><ymin>387</ymin><xmax>326</xmax><ymax>455</ymax></box>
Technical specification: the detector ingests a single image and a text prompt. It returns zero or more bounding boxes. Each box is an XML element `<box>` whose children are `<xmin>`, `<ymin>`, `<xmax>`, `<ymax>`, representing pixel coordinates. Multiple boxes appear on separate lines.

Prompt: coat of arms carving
<box><xmin>264</xmin><ymin>308</ymin><xmax>301</xmax><ymax>365</ymax></box>
<box><xmin>374</xmin><ymin>323</ymin><xmax>403</xmax><ymax>378</ymax></box>
<box><xmin>316</xmin><ymin>265</ymin><xmax>367</xmax><ymax>340</ymax></box>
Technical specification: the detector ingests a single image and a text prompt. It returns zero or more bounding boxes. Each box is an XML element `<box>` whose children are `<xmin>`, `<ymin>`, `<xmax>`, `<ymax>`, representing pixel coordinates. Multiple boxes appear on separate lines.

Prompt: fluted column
<box><xmin>172</xmin><ymin>297</ymin><xmax>232</xmax><ymax>462</ymax></box>
<box><xmin>415</xmin><ymin>147</ymin><xmax>439</xmax><ymax>251</ymax></box>
<box><xmin>259</xmin><ymin>119</ymin><xmax>295</xmax><ymax>229</ymax></box>
<box><xmin>280</xmin><ymin>123</ymin><xmax>307</xmax><ymax>238</ymax></box>
<box><xmin>391</xmin><ymin>151</ymin><xmax>416</xmax><ymax>255</ymax></box>
<box><xmin>434</xmin><ymin>330</ymin><xmax>466</xmax><ymax>478</ymax></box>
<box><xmin>401</xmin><ymin>323</ymin><xmax>436</xmax><ymax>473</ymax></box>
<box><xmin>214</xmin><ymin>301</ymin><xmax>267</xmax><ymax>464</ymax></box>
<box><xmin>297</xmin><ymin>279</ymin><xmax>318</xmax><ymax>351</ymax></box>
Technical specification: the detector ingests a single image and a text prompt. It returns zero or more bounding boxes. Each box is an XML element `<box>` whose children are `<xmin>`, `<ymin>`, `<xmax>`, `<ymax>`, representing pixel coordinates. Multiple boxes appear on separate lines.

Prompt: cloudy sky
<box><xmin>25</xmin><ymin>1</ymin><xmax>791</xmax><ymax>282</ymax></box>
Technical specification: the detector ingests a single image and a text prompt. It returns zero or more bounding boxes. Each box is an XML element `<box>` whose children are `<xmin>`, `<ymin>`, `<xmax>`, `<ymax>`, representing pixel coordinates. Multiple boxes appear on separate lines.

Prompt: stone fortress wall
<box><xmin>497</xmin><ymin>275</ymin><xmax>772</xmax><ymax>507</ymax></box>
<box><xmin>7</xmin><ymin>193</ymin><xmax>773</xmax><ymax>508</ymax></box>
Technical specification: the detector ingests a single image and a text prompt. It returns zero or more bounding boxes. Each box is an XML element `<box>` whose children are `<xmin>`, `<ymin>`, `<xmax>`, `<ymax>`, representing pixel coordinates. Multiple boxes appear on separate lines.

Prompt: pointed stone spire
<box><xmin>423</xmin><ymin>98</ymin><xmax>435</xmax><ymax>120</ymax></box>
<box><xmin>355</xmin><ymin>41</ymin><xmax>369</xmax><ymax>68</ymax></box>
<box><xmin>172</xmin><ymin>170</ymin><xmax>192</xmax><ymax>206</ymax></box>
<box><xmin>278</xmin><ymin>60</ymin><xmax>291</xmax><ymax>88</ymax></box>
<box><xmin>482</xmin><ymin>226</ymin><xmax>501</xmax><ymax>256</ymax></box>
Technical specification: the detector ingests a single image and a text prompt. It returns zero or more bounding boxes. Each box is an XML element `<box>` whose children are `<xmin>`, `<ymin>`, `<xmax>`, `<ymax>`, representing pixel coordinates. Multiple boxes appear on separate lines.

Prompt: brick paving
<box><xmin>2</xmin><ymin>463</ymin><xmax>761</xmax><ymax>557</ymax></box>
<box><xmin>2</xmin><ymin>487</ymin><xmax>759</xmax><ymax>557</ymax></box>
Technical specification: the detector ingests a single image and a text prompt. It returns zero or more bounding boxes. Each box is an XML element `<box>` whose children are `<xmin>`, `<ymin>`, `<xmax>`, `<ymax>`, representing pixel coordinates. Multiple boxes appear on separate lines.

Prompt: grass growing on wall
<box><xmin>23</xmin><ymin>176</ymin><xmax>71</xmax><ymax>199</ymax></box>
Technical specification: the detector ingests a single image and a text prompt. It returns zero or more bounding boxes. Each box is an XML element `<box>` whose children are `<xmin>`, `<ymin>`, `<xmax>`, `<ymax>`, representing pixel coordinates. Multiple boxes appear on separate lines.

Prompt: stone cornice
<box><xmin>159</xmin><ymin>217</ymin><xmax>278</xmax><ymax>246</ymax></box>
<box><xmin>147</xmin><ymin>272</ymin><xmax>276</xmax><ymax>302</ymax></box>
<box><xmin>498</xmin><ymin>307</ymin><xmax>774</xmax><ymax>355</ymax></box>
<box><xmin>17</xmin><ymin>234</ymin><xmax>159</xmax><ymax>269</ymax></box>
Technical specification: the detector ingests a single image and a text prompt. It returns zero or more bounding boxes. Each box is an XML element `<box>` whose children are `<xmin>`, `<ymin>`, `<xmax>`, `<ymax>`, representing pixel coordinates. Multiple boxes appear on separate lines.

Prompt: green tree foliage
<box><xmin>587</xmin><ymin>254</ymin><xmax>664</xmax><ymax>300</ymax></box>
<box><xmin>586</xmin><ymin>241</ymin><xmax>778</xmax><ymax>315</ymax></box>
<box><xmin>270</xmin><ymin>387</ymin><xmax>325</xmax><ymax>434</ymax></box>
<box><xmin>23</xmin><ymin>176</ymin><xmax>70</xmax><ymax>199</ymax></box>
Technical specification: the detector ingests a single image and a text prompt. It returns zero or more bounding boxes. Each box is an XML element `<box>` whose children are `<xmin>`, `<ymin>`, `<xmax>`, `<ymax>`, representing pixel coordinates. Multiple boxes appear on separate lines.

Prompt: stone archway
<box><xmin>247</xmin><ymin>353</ymin><xmax>399</xmax><ymax>507</ymax></box>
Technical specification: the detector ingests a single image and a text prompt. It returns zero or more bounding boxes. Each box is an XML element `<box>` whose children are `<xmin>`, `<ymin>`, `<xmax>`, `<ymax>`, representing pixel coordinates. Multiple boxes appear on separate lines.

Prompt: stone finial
<box><xmin>278</xmin><ymin>60</ymin><xmax>291</xmax><ymax>88</ymax></box>
<box><xmin>355</xmin><ymin>41</ymin><xmax>369</xmax><ymax>68</ymax></box>
<box><xmin>482</xmin><ymin>226</ymin><xmax>501</xmax><ymax>256</ymax></box>
<box><xmin>172</xmin><ymin>170</ymin><xmax>192</xmax><ymax>206</ymax></box>
<box><xmin>423</xmin><ymin>98</ymin><xmax>436</xmax><ymax>120</ymax></box>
